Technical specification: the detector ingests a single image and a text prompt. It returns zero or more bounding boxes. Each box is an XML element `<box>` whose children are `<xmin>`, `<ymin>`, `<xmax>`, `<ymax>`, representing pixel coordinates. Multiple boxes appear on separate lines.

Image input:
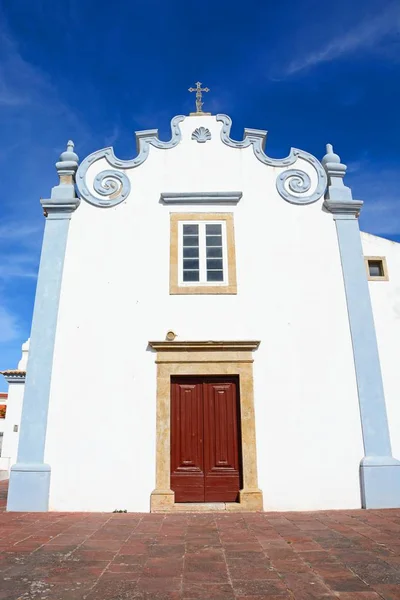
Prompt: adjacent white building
<box><xmin>4</xmin><ymin>106</ymin><xmax>400</xmax><ymax>513</ymax></box>
<box><xmin>0</xmin><ymin>340</ymin><xmax>28</xmax><ymax>478</ymax></box>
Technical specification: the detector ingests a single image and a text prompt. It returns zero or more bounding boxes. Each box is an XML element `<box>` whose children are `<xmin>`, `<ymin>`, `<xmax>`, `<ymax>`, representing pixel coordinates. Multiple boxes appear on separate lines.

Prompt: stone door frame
<box><xmin>148</xmin><ymin>340</ymin><xmax>263</xmax><ymax>512</ymax></box>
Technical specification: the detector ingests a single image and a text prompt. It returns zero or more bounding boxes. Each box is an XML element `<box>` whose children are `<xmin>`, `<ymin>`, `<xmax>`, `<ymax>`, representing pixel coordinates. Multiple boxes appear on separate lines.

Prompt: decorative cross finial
<box><xmin>188</xmin><ymin>81</ymin><xmax>210</xmax><ymax>115</ymax></box>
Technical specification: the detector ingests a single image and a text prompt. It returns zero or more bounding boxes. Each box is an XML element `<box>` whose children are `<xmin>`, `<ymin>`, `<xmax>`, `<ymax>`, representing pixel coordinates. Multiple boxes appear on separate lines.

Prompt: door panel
<box><xmin>204</xmin><ymin>382</ymin><xmax>241</xmax><ymax>502</ymax></box>
<box><xmin>170</xmin><ymin>377</ymin><xmax>241</xmax><ymax>503</ymax></box>
<box><xmin>170</xmin><ymin>382</ymin><xmax>204</xmax><ymax>502</ymax></box>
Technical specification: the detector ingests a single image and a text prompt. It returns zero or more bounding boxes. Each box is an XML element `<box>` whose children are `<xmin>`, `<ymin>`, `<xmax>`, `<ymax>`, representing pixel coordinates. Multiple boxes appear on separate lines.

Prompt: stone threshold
<box><xmin>157</xmin><ymin>502</ymin><xmax>250</xmax><ymax>513</ymax></box>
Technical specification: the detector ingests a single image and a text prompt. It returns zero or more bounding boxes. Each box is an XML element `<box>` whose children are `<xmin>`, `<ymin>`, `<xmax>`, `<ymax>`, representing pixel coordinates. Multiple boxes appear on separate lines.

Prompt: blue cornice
<box><xmin>216</xmin><ymin>114</ymin><xmax>327</xmax><ymax>206</ymax></box>
<box><xmin>76</xmin><ymin>114</ymin><xmax>327</xmax><ymax>208</ymax></box>
<box><xmin>76</xmin><ymin>115</ymin><xmax>185</xmax><ymax>208</ymax></box>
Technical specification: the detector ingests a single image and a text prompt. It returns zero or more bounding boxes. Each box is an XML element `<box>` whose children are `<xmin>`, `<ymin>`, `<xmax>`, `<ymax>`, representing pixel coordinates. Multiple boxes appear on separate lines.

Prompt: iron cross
<box><xmin>188</xmin><ymin>81</ymin><xmax>210</xmax><ymax>113</ymax></box>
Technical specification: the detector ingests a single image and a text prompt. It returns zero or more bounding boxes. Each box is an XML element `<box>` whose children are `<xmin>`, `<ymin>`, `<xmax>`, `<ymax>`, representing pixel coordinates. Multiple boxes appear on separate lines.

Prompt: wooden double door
<box><xmin>170</xmin><ymin>376</ymin><xmax>242</xmax><ymax>503</ymax></box>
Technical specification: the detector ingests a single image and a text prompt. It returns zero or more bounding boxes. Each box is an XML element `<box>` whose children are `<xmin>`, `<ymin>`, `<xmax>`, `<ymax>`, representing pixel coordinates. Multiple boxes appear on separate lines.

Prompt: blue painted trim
<box><xmin>160</xmin><ymin>191</ymin><xmax>242</xmax><ymax>204</ymax></box>
<box><xmin>7</xmin><ymin>463</ymin><xmax>51</xmax><ymax>512</ymax></box>
<box><xmin>335</xmin><ymin>218</ymin><xmax>392</xmax><ymax>457</ymax></box>
<box><xmin>7</xmin><ymin>141</ymin><xmax>79</xmax><ymax>512</ymax></box>
<box><xmin>93</xmin><ymin>170</ymin><xmax>131</xmax><ymax>208</ymax></box>
<box><xmin>321</xmin><ymin>139</ymin><xmax>400</xmax><ymax>508</ymax></box>
<box><xmin>7</xmin><ymin>215</ymin><xmax>72</xmax><ymax>512</ymax></box>
<box><xmin>76</xmin><ymin>115</ymin><xmax>185</xmax><ymax>207</ymax></box>
<box><xmin>360</xmin><ymin>459</ymin><xmax>400</xmax><ymax>509</ymax></box>
<box><xmin>335</xmin><ymin>216</ymin><xmax>400</xmax><ymax>507</ymax></box>
<box><xmin>216</xmin><ymin>114</ymin><xmax>327</xmax><ymax>205</ymax></box>
<box><xmin>77</xmin><ymin>113</ymin><xmax>327</xmax><ymax>208</ymax></box>
<box><xmin>16</xmin><ymin>217</ymin><xmax>70</xmax><ymax>464</ymax></box>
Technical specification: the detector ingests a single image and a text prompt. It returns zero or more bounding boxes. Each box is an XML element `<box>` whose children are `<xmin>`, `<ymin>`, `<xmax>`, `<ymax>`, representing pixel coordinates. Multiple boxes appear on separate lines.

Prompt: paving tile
<box><xmin>2</xmin><ymin>480</ymin><xmax>400</xmax><ymax>600</ymax></box>
<box><xmin>149</xmin><ymin>544</ymin><xmax>186</xmax><ymax>558</ymax></box>
<box><xmin>282</xmin><ymin>572</ymin><xmax>336</xmax><ymax>598</ymax></box>
<box><xmin>182</xmin><ymin>582</ymin><xmax>235</xmax><ymax>599</ymax></box>
<box><xmin>271</xmin><ymin>558</ymin><xmax>313</xmax><ymax>572</ymax></box>
<box><xmin>135</xmin><ymin>576</ymin><xmax>182</xmax><ymax>592</ymax></box>
<box><xmin>292</xmin><ymin>540</ymin><xmax>326</xmax><ymax>552</ymax></box>
<box><xmin>105</xmin><ymin>562</ymin><xmax>145</xmax><ymax>574</ymax></box>
<box><xmin>224</xmin><ymin>549</ymin><xmax>268</xmax><ymax>560</ymax></box>
<box><xmin>231</xmin><ymin>579</ymin><xmax>289</xmax><ymax>596</ymax></box>
<box><xmin>235</xmin><ymin>596</ymin><xmax>294</xmax><ymax>600</ymax></box>
<box><xmin>143</xmin><ymin>557</ymin><xmax>183</xmax><ymax>578</ymax></box>
<box><xmin>372</xmin><ymin>585</ymin><xmax>400</xmax><ymax>599</ymax></box>
<box><xmin>347</xmin><ymin>561</ymin><xmax>400</xmax><ymax>585</ymax></box>
<box><xmin>335</xmin><ymin>594</ymin><xmax>383</xmax><ymax>599</ymax></box>
<box><xmin>132</xmin><ymin>594</ymin><xmax>181</xmax><ymax>600</ymax></box>
<box><xmin>228</xmin><ymin>564</ymin><xmax>280</xmax><ymax>580</ymax></box>
<box><xmin>322</xmin><ymin>575</ymin><xmax>371</xmax><ymax>592</ymax></box>
<box><xmin>86</xmin><ymin>579</ymin><xmax>138</xmax><ymax>599</ymax></box>
<box><xmin>80</xmin><ymin>539</ymin><xmax>123</xmax><ymax>551</ymax></box>
<box><xmin>71</xmin><ymin>549</ymin><xmax>117</xmax><ymax>561</ymax></box>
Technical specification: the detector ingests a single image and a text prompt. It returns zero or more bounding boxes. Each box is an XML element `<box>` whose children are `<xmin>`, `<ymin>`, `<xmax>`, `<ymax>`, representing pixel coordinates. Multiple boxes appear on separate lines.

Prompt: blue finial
<box><xmin>56</xmin><ymin>140</ymin><xmax>79</xmax><ymax>177</ymax></box>
<box><xmin>322</xmin><ymin>143</ymin><xmax>341</xmax><ymax>167</ymax></box>
<box><xmin>43</xmin><ymin>139</ymin><xmax>81</xmax><ymax>212</ymax></box>
<box><xmin>322</xmin><ymin>142</ymin><xmax>347</xmax><ymax>182</ymax></box>
<box><xmin>322</xmin><ymin>142</ymin><xmax>363</xmax><ymax>214</ymax></box>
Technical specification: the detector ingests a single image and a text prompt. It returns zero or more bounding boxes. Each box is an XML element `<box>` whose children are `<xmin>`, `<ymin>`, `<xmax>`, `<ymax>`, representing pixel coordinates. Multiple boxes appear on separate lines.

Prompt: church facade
<box><xmin>6</xmin><ymin>105</ymin><xmax>400</xmax><ymax>513</ymax></box>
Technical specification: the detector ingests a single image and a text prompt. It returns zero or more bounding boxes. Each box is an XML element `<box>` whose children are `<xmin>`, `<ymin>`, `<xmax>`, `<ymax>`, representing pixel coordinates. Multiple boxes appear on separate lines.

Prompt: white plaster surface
<box><xmin>0</xmin><ymin>383</ymin><xmax>24</xmax><ymax>473</ymax></box>
<box><xmin>0</xmin><ymin>340</ymin><xmax>28</xmax><ymax>474</ymax></box>
<box><xmin>361</xmin><ymin>232</ymin><xmax>400</xmax><ymax>462</ymax></box>
<box><xmin>45</xmin><ymin>115</ymin><xmax>365</xmax><ymax>511</ymax></box>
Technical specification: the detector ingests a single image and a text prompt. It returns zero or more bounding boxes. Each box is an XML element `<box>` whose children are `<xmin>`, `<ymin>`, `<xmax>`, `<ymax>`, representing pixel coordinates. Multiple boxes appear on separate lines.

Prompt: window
<box><xmin>365</xmin><ymin>256</ymin><xmax>389</xmax><ymax>281</ymax></box>
<box><xmin>170</xmin><ymin>213</ymin><xmax>237</xmax><ymax>294</ymax></box>
<box><xmin>180</xmin><ymin>222</ymin><xmax>227</xmax><ymax>284</ymax></box>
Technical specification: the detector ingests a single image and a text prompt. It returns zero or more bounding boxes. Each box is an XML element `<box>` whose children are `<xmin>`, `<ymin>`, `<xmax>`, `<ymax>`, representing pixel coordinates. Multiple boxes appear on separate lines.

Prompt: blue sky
<box><xmin>0</xmin><ymin>0</ymin><xmax>399</xmax><ymax>389</ymax></box>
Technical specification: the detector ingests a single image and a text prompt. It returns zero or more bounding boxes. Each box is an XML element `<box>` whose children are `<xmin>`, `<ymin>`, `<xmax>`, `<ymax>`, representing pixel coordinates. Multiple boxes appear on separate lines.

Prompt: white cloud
<box><xmin>0</xmin><ymin>304</ymin><xmax>20</xmax><ymax>343</ymax></box>
<box><xmin>0</xmin><ymin>32</ymin><xmax>54</xmax><ymax>108</ymax></box>
<box><xmin>0</xmin><ymin>254</ymin><xmax>38</xmax><ymax>279</ymax></box>
<box><xmin>0</xmin><ymin>21</ymin><xmax>91</xmax><ymax>142</ymax></box>
<box><xmin>104</xmin><ymin>125</ymin><xmax>121</xmax><ymax>148</ymax></box>
<box><xmin>0</xmin><ymin>222</ymin><xmax>43</xmax><ymax>242</ymax></box>
<box><xmin>0</xmin><ymin>220</ymin><xmax>42</xmax><ymax>280</ymax></box>
<box><xmin>348</xmin><ymin>164</ymin><xmax>400</xmax><ymax>236</ymax></box>
<box><xmin>282</xmin><ymin>3</ymin><xmax>400</xmax><ymax>76</ymax></box>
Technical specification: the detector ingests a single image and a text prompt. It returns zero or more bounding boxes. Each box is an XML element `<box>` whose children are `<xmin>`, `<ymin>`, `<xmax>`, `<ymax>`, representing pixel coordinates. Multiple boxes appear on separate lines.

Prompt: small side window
<box><xmin>365</xmin><ymin>257</ymin><xmax>388</xmax><ymax>281</ymax></box>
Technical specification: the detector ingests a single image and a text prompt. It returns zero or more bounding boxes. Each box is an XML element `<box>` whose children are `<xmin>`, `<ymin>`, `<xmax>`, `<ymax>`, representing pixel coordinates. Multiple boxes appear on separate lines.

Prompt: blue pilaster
<box><xmin>7</xmin><ymin>142</ymin><xmax>80</xmax><ymax>512</ymax></box>
<box><xmin>323</xmin><ymin>144</ymin><xmax>400</xmax><ymax>509</ymax></box>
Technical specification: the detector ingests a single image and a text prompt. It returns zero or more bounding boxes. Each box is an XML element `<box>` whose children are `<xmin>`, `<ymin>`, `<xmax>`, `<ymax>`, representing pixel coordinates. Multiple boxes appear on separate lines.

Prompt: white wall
<box><xmin>0</xmin><ymin>384</ymin><xmax>24</xmax><ymax>473</ymax></box>
<box><xmin>361</xmin><ymin>232</ymin><xmax>400</xmax><ymax>461</ymax></box>
<box><xmin>0</xmin><ymin>394</ymin><xmax>8</xmax><ymax>474</ymax></box>
<box><xmin>45</xmin><ymin>115</ymin><xmax>364</xmax><ymax>511</ymax></box>
<box><xmin>0</xmin><ymin>340</ymin><xmax>28</xmax><ymax>474</ymax></box>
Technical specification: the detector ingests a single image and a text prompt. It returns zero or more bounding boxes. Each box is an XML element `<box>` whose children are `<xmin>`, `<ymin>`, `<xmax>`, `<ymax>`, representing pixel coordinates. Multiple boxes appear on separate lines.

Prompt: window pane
<box><xmin>184</xmin><ymin>259</ymin><xmax>199</xmax><ymax>270</ymax></box>
<box><xmin>207</xmin><ymin>270</ymin><xmax>224</xmax><ymax>282</ymax></box>
<box><xmin>206</xmin><ymin>235</ymin><xmax>222</xmax><ymax>247</ymax></box>
<box><xmin>183</xmin><ymin>224</ymin><xmax>198</xmax><ymax>235</ymax></box>
<box><xmin>207</xmin><ymin>259</ymin><xmax>223</xmax><ymax>270</ymax></box>
<box><xmin>183</xmin><ymin>270</ymin><xmax>199</xmax><ymax>282</ymax></box>
<box><xmin>183</xmin><ymin>247</ymin><xmax>199</xmax><ymax>258</ymax></box>
<box><xmin>206</xmin><ymin>247</ymin><xmax>223</xmax><ymax>258</ymax></box>
<box><xmin>183</xmin><ymin>235</ymin><xmax>199</xmax><ymax>246</ymax></box>
<box><xmin>206</xmin><ymin>224</ymin><xmax>222</xmax><ymax>236</ymax></box>
<box><xmin>369</xmin><ymin>261</ymin><xmax>383</xmax><ymax>277</ymax></box>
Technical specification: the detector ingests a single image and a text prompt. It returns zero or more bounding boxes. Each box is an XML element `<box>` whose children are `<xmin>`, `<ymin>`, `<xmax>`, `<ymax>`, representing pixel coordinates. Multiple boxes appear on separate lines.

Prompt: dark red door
<box><xmin>170</xmin><ymin>377</ymin><xmax>241</xmax><ymax>502</ymax></box>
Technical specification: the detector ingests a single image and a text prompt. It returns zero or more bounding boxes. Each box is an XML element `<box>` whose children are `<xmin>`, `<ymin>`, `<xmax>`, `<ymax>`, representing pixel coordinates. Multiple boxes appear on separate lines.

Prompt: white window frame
<box><xmin>178</xmin><ymin>220</ymin><xmax>229</xmax><ymax>287</ymax></box>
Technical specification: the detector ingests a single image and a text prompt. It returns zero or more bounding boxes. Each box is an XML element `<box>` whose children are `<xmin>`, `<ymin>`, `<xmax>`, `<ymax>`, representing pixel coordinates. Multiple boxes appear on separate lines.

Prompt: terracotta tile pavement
<box><xmin>1</xmin><ymin>481</ymin><xmax>400</xmax><ymax>599</ymax></box>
